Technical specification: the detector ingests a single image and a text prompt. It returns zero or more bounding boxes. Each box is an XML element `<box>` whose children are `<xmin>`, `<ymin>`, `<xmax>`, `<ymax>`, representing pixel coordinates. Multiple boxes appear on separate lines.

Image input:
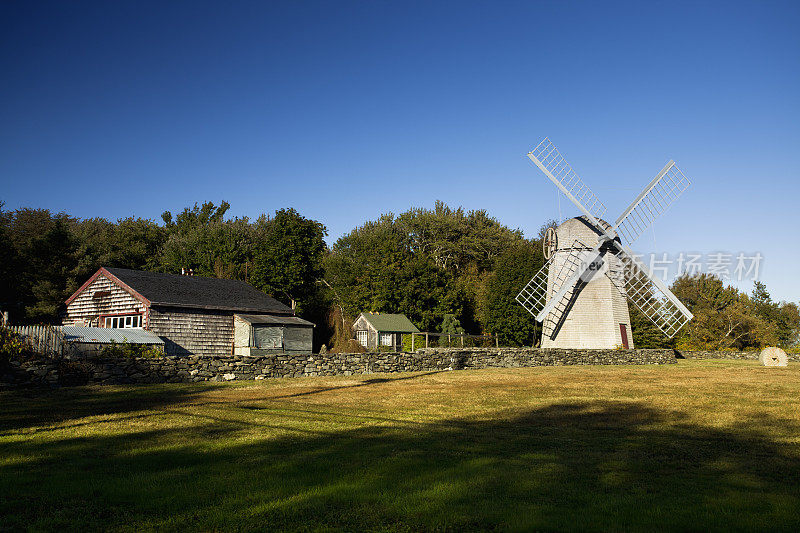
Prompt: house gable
<box><xmin>353</xmin><ymin>314</ymin><xmax>377</xmax><ymax>333</ymax></box>
<box><xmin>63</xmin><ymin>272</ymin><xmax>148</xmax><ymax>327</ymax></box>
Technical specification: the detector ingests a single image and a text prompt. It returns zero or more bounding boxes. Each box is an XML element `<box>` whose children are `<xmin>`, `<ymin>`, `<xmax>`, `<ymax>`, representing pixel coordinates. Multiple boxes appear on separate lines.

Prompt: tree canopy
<box><xmin>1</xmin><ymin>200</ymin><xmax>797</xmax><ymax>352</ymax></box>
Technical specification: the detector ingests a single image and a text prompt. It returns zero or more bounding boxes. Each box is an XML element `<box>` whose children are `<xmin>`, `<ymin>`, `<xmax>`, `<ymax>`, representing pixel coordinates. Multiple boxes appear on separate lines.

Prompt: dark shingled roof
<box><xmin>105</xmin><ymin>267</ymin><xmax>294</xmax><ymax>314</ymax></box>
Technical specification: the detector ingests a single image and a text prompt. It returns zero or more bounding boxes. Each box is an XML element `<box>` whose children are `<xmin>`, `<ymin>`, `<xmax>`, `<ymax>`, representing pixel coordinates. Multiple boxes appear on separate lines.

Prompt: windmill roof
<box><xmin>360</xmin><ymin>313</ymin><xmax>419</xmax><ymax>333</ymax></box>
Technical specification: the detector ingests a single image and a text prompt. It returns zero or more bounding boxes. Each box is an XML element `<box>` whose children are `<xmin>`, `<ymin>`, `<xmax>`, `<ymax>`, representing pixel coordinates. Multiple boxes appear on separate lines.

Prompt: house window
<box><xmin>356</xmin><ymin>330</ymin><xmax>368</xmax><ymax>346</ymax></box>
<box><xmin>104</xmin><ymin>314</ymin><xmax>142</xmax><ymax>329</ymax></box>
<box><xmin>380</xmin><ymin>333</ymin><xmax>392</xmax><ymax>346</ymax></box>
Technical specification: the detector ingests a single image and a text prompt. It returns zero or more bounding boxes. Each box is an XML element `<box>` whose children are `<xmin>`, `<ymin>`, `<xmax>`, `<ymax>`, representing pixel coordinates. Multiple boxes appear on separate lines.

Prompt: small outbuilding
<box><xmin>233</xmin><ymin>314</ymin><xmax>315</xmax><ymax>355</ymax></box>
<box><xmin>353</xmin><ymin>312</ymin><xmax>419</xmax><ymax>351</ymax></box>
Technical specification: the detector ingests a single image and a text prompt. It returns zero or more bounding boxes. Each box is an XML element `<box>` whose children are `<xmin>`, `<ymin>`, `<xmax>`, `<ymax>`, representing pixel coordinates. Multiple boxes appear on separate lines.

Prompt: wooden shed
<box><xmin>233</xmin><ymin>314</ymin><xmax>314</xmax><ymax>355</ymax></box>
<box><xmin>64</xmin><ymin>267</ymin><xmax>312</xmax><ymax>357</ymax></box>
<box><xmin>352</xmin><ymin>312</ymin><xmax>419</xmax><ymax>351</ymax></box>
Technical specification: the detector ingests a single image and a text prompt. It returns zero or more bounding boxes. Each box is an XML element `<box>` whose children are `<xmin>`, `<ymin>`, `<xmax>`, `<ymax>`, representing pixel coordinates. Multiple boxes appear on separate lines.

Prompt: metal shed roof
<box><xmin>61</xmin><ymin>326</ymin><xmax>165</xmax><ymax>344</ymax></box>
<box><xmin>235</xmin><ymin>314</ymin><xmax>315</xmax><ymax>327</ymax></box>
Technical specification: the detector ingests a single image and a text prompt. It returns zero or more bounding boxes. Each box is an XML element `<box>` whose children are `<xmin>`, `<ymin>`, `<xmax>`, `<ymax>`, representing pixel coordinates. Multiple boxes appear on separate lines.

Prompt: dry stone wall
<box><xmin>677</xmin><ymin>350</ymin><xmax>800</xmax><ymax>362</ymax></box>
<box><xmin>4</xmin><ymin>347</ymin><xmax>675</xmax><ymax>387</ymax></box>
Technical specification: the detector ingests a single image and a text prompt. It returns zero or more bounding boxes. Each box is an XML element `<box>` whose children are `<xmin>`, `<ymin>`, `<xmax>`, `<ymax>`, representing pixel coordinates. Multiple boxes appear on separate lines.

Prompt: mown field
<box><xmin>1</xmin><ymin>359</ymin><xmax>799</xmax><ymax>531</ymax></box>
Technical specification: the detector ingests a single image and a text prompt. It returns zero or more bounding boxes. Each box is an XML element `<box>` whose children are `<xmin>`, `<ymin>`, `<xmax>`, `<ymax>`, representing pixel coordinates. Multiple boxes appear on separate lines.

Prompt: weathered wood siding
<box><xmin>353</xmin><ymin>315</ymin><xmax>378</xmax><ymax>350</ymax></box>
<box><xmin>63</xmin><ymin>274</ymin><xmax>145</xmax><ymax>326</ymax></box>
<box><xmin>148</xmin><ymin>306</ymin><xmax>234</xmax><ymax>357</ymax></box>
<box><xmin>283</xmin><ymin>326</ymin><xmax>313</xmax><ymax>353</ymax></box>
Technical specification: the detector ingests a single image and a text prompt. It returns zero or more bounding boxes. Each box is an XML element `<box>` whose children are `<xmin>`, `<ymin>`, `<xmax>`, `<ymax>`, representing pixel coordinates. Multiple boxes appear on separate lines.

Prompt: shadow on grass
<box><xmin>270</xmin><ymin>370</ymin><xmax>444</xmax><ymax>399</ymax></box>
<box><xmin>0</xmin><ymin>384</ymin><xmax>218</xmax><ymax>433</ymax></box>
<box><xmin>1</xmin><ymin>396</ymin><xmax>799</xmax><ymax>531</ymax></box>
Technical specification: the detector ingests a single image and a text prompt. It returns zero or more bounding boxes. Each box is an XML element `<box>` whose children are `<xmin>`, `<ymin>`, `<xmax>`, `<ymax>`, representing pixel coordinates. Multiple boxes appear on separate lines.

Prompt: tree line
<box><xmin>1</xmin><ymin>200</ymin><xmax>797</xmax><ymax>351</ymax></box>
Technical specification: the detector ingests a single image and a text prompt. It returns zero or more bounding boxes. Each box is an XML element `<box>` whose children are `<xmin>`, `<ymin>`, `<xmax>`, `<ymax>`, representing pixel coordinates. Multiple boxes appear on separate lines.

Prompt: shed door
<box><xmin>254</xmin><ymin>326</ymin><xmax>283</xmax><ymax>349</ymax></box>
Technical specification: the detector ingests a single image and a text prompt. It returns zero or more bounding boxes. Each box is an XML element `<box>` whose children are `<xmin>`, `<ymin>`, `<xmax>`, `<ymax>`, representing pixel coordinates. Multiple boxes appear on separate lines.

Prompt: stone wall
<box><xmin>677</xmin><ymin>350</ymin><xmax>800</xmax><ymax>362</ymax></box>
<box><xmin>3</xmin><ymin>347</ymin><xmax>675</xmax><ymax>387</ymax></box>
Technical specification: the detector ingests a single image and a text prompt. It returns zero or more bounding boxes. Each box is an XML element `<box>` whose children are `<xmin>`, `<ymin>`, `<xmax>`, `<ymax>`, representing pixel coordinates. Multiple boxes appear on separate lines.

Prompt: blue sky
<box><xmin>1</xmin><ymin>1</ymin><xmax>799</xmax><ymax>300</ymax></box>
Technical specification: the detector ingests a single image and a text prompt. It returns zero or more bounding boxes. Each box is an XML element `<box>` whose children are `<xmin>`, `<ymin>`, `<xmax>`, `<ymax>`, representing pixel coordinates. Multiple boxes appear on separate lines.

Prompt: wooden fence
<box><xmin>7</xmin><ymin>325</ymin><xmax>66</xmax><ymax>357</ymax></box>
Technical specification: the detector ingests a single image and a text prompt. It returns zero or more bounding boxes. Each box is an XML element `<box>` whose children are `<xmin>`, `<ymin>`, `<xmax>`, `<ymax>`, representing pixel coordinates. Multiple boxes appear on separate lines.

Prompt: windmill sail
<box><xmin>515</xmin><ymin>260</ymin><xmax>552</xmax><ymax>319</ymax></box>
<box><xmin>516</xmin><ymin>240</ymin><xmax>598</xmax><ymax>338</ymax></box>
<box><xmin>612</xmin><ymin>161</ymin><xmax>691</xmax><ymax>245</ymax></box>
<box><xmin>528</xmin><ymin>138</ymin><xmax>607</xmax><ymax>227</ymax></box>
<box><xmin>609</xmin><ymin>243</ymin><xmax>693</xmax><ymax>338</ymax></box>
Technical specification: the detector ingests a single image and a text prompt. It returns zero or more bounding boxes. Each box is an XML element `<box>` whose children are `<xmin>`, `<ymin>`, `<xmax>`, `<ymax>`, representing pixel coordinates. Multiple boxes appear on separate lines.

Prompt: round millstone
<box><xmin>759</xmin><ymin>347</ymin><xmax>788</xmax><ymax>367</ymax></box>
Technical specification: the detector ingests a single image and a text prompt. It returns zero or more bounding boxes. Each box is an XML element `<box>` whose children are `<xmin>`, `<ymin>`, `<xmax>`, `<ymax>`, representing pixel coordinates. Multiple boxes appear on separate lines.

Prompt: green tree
<box><xmin>324</xmin><ymin>213</ymin><xmax>465</xmax><ymax>333</ymax></box>
<box><xmin>0</xmin><ymin>204</ymin><xmax>21</xmax><ymax>321</ymax></box>
<box><xmin>396</xmin><ymin>200</ymin><xmax>523</xmax><ymax>273</ymax></box>
<box><xmin>2</xmin><ymin>208</ymin><xmax>79</xmax><ymax>323</ymax></box>
<box><xmin>669</xmin><ymin>274</ymin><xmax>783</xmax><ymax>350</ymax></box>
<box><xmin>630</xmin><ymin>305</ymin><xmax>673</xmax><ymax>349</ymax></box>
<box><xmin>111</xmin><ymin>217</ymin><xmax>167</xmax><ymax>272</ymax></box>
<box><xmin>441</xmin><ymin>314</ymin><xmax>464</xmax><ymax>335</ymax></box>
<box><xmin>480</xmin><ymin>240</ymin><xmax>542</xmax><ymax>347</ymax></box>
<box><xmin>251</xmin><ymin>208</ymin><xmax>327</xmax><ymax>310</ymax></box>
<box><xmin>159</xmin><ymin>201</ymin><xmax>254</xmax><ymax>279</ymax></box>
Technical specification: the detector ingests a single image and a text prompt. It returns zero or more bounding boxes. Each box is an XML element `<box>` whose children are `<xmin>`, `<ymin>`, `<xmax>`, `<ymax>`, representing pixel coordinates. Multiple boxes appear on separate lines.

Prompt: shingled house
<box><xmin>352</xmin><ymin>312</ymin><xmax>419</xmax><ymax>351</ymax></box>
<box><xmin>63</xmin><ymin>267</ymin><xmax>313</xmax><ymax>356</ymax></box>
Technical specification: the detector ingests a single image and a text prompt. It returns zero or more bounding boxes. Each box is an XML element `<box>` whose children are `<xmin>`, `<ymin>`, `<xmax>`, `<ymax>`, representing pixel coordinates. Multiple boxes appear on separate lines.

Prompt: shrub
<box><xmin>99</xmin><ymin>340</ymin><xmax>163</xmax><ymax>358</ymax></box>
<box><xmin>0</xmin><ymin>326</ymin><xmax>25</xmax><ymax>369</ymax></box>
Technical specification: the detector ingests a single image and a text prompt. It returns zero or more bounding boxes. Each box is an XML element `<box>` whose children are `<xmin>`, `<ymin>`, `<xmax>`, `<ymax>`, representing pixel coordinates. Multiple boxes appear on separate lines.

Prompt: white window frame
<box><xmin>104</xmin><ymin>314</ymin><xmax>142</xmax><ymax>329</ymax></box>
<box><xmin>380</xmin><ymin>333</ymin><xmax>393</xmax><ymax>346</ymax></box>
<box><xmin>356</xmin><ymin>330</ymin><xmax>369</xmax><ymax>346</ymax></box>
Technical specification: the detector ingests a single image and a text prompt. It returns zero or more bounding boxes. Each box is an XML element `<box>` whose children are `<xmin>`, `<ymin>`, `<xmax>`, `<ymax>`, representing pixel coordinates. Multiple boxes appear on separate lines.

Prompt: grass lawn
<box><xmin>2</xmin><ymin>359</ymin><xmax>799</xmax><ymax>531</ymax></box>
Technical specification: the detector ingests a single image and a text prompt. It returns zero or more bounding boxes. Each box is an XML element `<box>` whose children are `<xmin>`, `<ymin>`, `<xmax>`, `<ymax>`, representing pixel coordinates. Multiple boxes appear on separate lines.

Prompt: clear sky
<box><xmin>2</xmin><ymin>1</ymin><xmax>799</xmax><ymax>300</ymax></box>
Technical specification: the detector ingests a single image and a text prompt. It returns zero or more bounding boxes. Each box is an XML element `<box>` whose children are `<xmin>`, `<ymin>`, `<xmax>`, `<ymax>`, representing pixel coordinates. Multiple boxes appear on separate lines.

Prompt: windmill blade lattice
<box><xmin>515</xmin><ymin>260</ymin><xmax>552</xmax><ymax>319</ymax></box>
<box><xmin>516</xmin><ymin>240</ymin><xmax>595</xmax><ymax>339</ymax></box>
<box><xmin>609</xmin><ymin>250</ymin><xmax>692</xmax><ymax>338</ymax></box>
<box><xmin>528</xmin><ymin>138</ymin><xmax>608</xmax><ymax>222</ymax></box>
<box><xmin>612</xmin><ymin>161</ymin><xmax>691</xmax><ymax>245</ymax></box>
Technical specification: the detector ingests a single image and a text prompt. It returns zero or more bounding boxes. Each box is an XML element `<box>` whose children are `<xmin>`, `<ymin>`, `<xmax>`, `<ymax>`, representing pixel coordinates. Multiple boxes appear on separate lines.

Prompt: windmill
<box><xmin>515</xmin><ymin>138</ymin><xmax>693</xmax><ymax>349</ymax></box>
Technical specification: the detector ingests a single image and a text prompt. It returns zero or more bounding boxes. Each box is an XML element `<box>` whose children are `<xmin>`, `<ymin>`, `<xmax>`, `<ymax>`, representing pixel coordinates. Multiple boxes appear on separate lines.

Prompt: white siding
<box><xmin>543</xmin><ymin>218</ymin><xmax>634</xmax><ymax>349</ymax></box>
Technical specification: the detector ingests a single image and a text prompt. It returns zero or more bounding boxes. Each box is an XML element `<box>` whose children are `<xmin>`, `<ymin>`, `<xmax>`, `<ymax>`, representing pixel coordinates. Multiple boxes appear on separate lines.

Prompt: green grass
<box><xmin>1</xmin><ymin>359</ymin><xmax>799</xmax><ymax>531</ymax></box>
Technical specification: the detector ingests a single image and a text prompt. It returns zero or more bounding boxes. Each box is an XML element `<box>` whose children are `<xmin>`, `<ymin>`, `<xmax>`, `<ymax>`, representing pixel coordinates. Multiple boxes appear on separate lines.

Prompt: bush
<box><xmin>402</xmin><ymin>334</ymin><xmax>415</xmax><ymax>352</ymax></box>
<box><xmin>99</xmin><ymin>340</ymin><xmax>163</xmax><ymax>358</ymax></box>
<box><xmin>0</xmin><ymin>326</ymin><xmax>25</xmax><ymax>369</ymax></box>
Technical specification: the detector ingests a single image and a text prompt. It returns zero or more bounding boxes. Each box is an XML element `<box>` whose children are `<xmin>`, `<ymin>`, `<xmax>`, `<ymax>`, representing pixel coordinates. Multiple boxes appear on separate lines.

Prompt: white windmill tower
<box><xmin>516</xmin><ymin>138</ymin><xmax>693</xmax><ymax>349</ymax></box>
